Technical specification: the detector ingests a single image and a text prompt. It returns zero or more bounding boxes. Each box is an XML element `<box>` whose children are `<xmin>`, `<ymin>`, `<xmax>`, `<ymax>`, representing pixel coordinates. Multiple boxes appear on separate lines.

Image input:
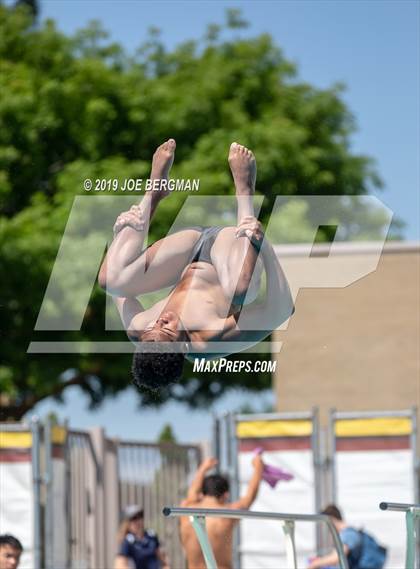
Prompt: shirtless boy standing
<box><xmin>179</xmin><ymin>457</ymin><xmax>263</xmax><ymax>569</ymax></box>
<box><xmin>99</xmin><ymin>139</ymin><xmax>294</xmax><ymax>389</ymax></box>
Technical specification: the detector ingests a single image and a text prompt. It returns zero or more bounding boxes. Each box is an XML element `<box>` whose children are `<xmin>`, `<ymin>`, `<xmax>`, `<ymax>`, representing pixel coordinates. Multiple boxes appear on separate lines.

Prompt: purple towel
<box><xmin>254</xmin><ymin>447</ymin><xmax>294</xmax><ymax>488</ymax></box>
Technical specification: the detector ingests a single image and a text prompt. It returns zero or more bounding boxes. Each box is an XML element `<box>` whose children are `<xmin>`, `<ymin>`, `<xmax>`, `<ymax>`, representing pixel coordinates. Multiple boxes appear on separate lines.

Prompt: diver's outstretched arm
<box><xmin>221</xmin><ymin>235</ymin><xmax>294</xmax><ymax>343</ymax></box>
<box><xmin>230</xmin><ymin>454</ymin><xmax>264</xmax><ymax>510</ymax></box>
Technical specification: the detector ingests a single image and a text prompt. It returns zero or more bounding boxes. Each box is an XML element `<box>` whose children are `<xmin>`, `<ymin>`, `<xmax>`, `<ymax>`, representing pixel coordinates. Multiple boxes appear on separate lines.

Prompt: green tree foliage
<box><xmin>0</xmin><ymin>5</ymin><xmax>398</xmax><ymax>419</ymax></box>
<box><xmin>158</xmin><ymin>424</ymin><xmax>177</xmax><ymax>443</ymax></box>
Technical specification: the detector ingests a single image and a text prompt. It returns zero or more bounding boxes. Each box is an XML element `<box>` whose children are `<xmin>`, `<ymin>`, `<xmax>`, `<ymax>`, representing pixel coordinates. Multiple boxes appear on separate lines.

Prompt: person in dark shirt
<box><xmin>114</xmin><ymin>505</ymin><xmax>170</xmax><ymax>569</ymax></box>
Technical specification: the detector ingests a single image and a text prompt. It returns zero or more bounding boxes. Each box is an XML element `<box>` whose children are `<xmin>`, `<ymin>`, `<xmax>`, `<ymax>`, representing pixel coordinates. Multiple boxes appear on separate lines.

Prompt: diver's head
<box><xmin>140</xmin><ymin>311</ymin><xmax>185</xmax><ymax>342</ymax></box>
<box><xmin>132</xmin><ymin>312</ymin><xmax>188</xmax><ymax>390</ymax></box>
<box><xmin>202</xmin><ymin>474</ymin><xmax>230</xmax><ymax>503</ymax></box>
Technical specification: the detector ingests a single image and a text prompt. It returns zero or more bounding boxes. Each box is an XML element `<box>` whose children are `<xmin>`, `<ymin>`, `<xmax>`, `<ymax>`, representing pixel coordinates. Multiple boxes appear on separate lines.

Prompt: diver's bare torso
<box><xmin>130</xmin><ymin>232</ymin><xmax>242</xmax><ymax>358</ymax></box>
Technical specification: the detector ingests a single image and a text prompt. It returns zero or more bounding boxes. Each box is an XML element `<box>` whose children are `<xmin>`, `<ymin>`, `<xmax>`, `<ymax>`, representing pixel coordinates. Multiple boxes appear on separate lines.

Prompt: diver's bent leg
<box><xmin>99</xmin><ymin>138</ymin><xmax>197</xmax><ymax>296</ymax></box>
<box><xmin>211</xmin><ymin>227</ymin><xmax>263</xmax><ymax>306</ymax></box>
<box><xmin>211</xmin><ymin>143</ymin><xmax>262</xmax><ymax>304</ymax></box>
<box><xmin>100</xmin><ymin>228</ymin><xmax>201</xmax><ymax>297</ymax></box>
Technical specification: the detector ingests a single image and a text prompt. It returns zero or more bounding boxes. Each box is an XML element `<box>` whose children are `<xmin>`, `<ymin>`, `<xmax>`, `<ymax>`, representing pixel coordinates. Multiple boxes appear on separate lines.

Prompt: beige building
<box><xmin>272</xmin><ymin>241</ymin><xmax>420</xmax><ymax>426</ymax></box>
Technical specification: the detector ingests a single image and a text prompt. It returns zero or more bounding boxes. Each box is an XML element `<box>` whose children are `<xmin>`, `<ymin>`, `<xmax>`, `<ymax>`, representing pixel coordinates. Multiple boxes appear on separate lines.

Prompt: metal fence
<box><xmin>214</xmin><ymin>407</ymin><xmax>419</xmax><ymax>567</ymax></box>
<box><xmin>0</xmin><ymin>419</ymin><xmax>202</xmax><ymax>569</ymax></box>
<box><xmin>2</xmin><ymin>409</ymin><xmax>418</xmax><ymax>569</ymax></box>
<box><xmin>118</xmin><ymin>440</ymin><xmax>201</xmax><ymax>569</ymax></box>
<box><xmin>66</xmin><ymin>430</ymin><xmax>100</xmax><ymax>569</ymax></box>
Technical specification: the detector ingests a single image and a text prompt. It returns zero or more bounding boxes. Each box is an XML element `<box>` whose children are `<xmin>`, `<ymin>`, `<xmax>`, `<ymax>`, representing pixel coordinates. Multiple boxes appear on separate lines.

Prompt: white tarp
<box><xmin>336</xmin><ymin>449</ymin><xmax>413</xmax><ymax>569</ymax></box>
<box><xmin>0</xmin><ymin>461</ymin><xmax>34</xmax><ymax>569</ymax></box>
<box><xmin>239</xmin><ymin>450</ymin><xmax>316</xmax><ymax>568</ymax></box>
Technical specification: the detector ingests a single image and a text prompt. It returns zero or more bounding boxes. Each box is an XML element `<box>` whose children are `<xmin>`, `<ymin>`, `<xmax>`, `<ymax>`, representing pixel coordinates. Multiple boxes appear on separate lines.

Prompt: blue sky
<box><xmin>29</xmin><ymin>0</ymin><xmax>419</xmax><ymax>443</ymax></box>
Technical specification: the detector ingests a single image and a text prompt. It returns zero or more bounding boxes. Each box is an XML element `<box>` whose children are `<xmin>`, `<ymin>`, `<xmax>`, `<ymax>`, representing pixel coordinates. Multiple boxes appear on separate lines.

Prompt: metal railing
<box><xmin>163</xmin><ymin>506</ymin><xmax>349</xmax><ymax>569</ymax></box>
<box><xmin>380</xmin><ymin>502</ymin><xmax>420</xmax><ymax>569</ymax></box>
<box><xmin>214</xmin><ymin>409</ymin><xmax>322</xmax><ymax>565</ymax></box>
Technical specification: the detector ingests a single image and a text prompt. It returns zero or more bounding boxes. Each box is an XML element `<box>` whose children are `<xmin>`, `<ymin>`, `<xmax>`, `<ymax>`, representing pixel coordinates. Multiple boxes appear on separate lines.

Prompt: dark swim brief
<box><xmin>188</xmin><ymin>226</ymin><xmax>225</xmax><ymax>265</ymax></box>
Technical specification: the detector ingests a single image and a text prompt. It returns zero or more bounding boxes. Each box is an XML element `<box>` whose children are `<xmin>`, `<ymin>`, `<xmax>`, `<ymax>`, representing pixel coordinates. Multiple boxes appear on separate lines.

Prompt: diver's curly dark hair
<box><xmin>131</xmin><ymin>342</ymin><xmax>185</xmax><ymax>391</ymax></box>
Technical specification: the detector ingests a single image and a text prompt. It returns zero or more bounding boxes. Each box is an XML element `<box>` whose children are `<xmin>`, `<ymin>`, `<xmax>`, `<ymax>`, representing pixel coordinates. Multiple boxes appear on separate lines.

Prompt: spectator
<box><xmin>179</xmin><ymin>456</ymin><xmax>264</xmax><ymax>569</ymax></box>
<box><xmin>0</xmin><ymin>535</ymin><xmax>22</xmax><ymax>569</ymax></box>
<box><xmin>114</xmin><ymin>505</ymin><xmax>170</xmax><ymax>569</ymax></box>
<box><xmin>308</xmin><ymin>504</ymin><xmax>387</xmax><ymax>569</ymax></box>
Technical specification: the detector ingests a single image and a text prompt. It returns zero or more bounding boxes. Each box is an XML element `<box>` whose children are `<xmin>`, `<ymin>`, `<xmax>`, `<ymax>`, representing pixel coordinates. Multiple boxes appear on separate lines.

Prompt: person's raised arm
<box><xmin>181</xmin><ymin>458</ymin><xmax>218</xmax><ymax>506</ymax></box>
<box><xmin>230</xmin><ymin>454</ymin><xmax>264</xmax><ymax>510</ymax></box>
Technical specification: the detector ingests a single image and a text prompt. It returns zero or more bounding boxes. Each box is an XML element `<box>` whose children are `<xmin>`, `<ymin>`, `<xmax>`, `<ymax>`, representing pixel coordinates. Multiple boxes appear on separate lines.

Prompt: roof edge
<box><xmin>273</xmin><ymin>240</ymin><xmax>420</xmax><ymax>257</ymax></box>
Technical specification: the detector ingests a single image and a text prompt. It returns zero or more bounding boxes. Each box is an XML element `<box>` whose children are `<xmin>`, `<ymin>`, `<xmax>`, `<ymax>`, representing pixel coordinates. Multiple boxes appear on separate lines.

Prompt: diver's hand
<box><xmin>251</xmin><ymin>453</ymin><xmax>264</xmax><ymax>474</ymax></box>
<box><xmin>113</xmin><ymin>205</ymin><xmax>146</xmax><ymax>235</ymax></box>
<box><xmin>235</xmin><ymin>216</ymin><xmax>264</xmax><ymax>250</ymax></box>
<box><xmin>199</xmin><ymin>457</ymin><xmax>218</xmax><ymax>472</ymax></box>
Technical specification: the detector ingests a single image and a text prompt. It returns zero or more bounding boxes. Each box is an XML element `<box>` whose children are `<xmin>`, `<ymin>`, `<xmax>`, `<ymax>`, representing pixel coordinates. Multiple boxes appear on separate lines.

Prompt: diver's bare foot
<box><xmin>228</xmin><ymin>142</ymin><xmax>256</xmax><ymax>195</ymax></box>
<box><xmin>149</xmin><ymin>138</ymin><xmax>176</xmax><ymax>200</ymax></box>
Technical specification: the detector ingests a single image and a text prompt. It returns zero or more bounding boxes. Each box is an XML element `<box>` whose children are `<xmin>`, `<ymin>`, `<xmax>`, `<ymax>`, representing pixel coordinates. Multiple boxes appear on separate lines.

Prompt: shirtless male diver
<box><xmin>98</xmin><ymin>139</ymin><xmax>294</xmax><ymax>389</ymax></box>
<box><xmin>179</xmin><ymin>456</ymin><xmax>264</xmax><ymax>569</ymax></box>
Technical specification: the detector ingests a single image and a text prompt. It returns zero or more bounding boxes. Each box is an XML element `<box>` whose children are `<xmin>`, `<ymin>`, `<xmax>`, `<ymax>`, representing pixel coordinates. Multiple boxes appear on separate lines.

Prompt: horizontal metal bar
<box><xmin>380</xmin><ymin>502</ymin><xmax>420</xmax><ymax>512</ymax></box>
<box><xmin>0</xmin><ymin>422</ymin><xmax>32</xmax><ymax>431</ymax></box>
<box><xmin>332</xmin><ymin>410</ymin><xmax>414</xmax><ymax>420</ymax></box>
<box><xmin>28</xmin><ymin>340</ymin><xmax>281</xmax><ymax>354</ymax></box>
<box><xmin>164</xmin><ymin>507</ymin><xmax>348</xmax><ymax>569</ymax></box>
<box><xmin>163</xmin><ymin>507</ymin><xmax>329</xmax><ymax>523</ymax></box>
<box><xmin>237</xmin><ymin>548</ymin><xmax>313</xmax><ymax>556</ymax></box>
<box><xmin>273</xmin><ymin>241</ymin><xmax>420</xmax><ymax>258</ymax></box>
<box><xmin>235</xmin><ymin>411</ymin><xmax>314</xmax><ymax>423</ymax></box>
<box><xmin>118</xmin><ymin>440</ymin><xmax>199</xmax><ymax>451</ymax></box>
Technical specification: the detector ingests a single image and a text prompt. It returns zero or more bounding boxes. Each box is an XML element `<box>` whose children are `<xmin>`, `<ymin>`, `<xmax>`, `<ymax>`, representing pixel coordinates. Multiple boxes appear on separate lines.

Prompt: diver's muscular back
<box><xmin>179</xmin><ymin>499</ymin><xmax>236</xmax><ymax>569</ymax></box>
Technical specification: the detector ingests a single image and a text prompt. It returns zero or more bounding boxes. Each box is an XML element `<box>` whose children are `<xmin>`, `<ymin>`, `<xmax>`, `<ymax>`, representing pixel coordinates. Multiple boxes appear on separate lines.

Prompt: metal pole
<box><xmin>332</xmin><ymin>409</ymin><xmax>414</xmax><ymax>420</ymax></box>
<box><xmin>44</xmin><ymin>416</ymin><xmax>53</xmax><ymax>569</ymax></box>
<box><xmin>235</xmin><ymin>411</ymin><xmax>313</xmax><ymax>422</ymax></box>
<box><xmin>411</xmin><ymin>407</ymin><xmax>419</xmax><ymax>504</ymax></box>
<box><xmin>229</xmin><ymin>413</ymin><xmax>241</xmax><ymax>569</ymax></box>
<box><xmin>31</xmin><ymin>416</ymin><xmax>42</xmax><ymax>569</ymax></box>
<box><xmin>63</xmin><ymin>420</ymin><xmax>71</xmax><ymax>569</ymax></box>
<box><xmin>414</xmin><ymin>407</ymin><xmax>420</xmax><ymax>569</ymax></box>
<box><xmin>379</xmin><ymin>502</ymin><xmax>420</xmax><ymax>569</ymax></box>
<box><xmin>380</xmin><ymin>502</ymin><xmax>420</xmax><ymax>512</ymax></box>
<box><xmin>329</xmin><ymin>408</ymin><xmax>337</xmax><ymax>503</ymax></box>
<box><xmin>312</xmin><ymin>407</ymin><xmax>322</xmax><ymax>554</ymax></box>
<box><xmin>212</xmin><ymin>414</ymin><xmax>220</xmax><ymax>462</ymax></box>
<box><xmin>282</xmin><ymin>520</ymin><xmax>298</xmax><ymax>569</ymax></box>
<box><xmin>190</xmin><ymin>516</ymin><xmax>218</xmax><ymax>569</ymax></box>
<box><xmin>328</xmin><ymin>517</ymin><xmax>349</xmax><ymax>569</ymax></box>
<box><xmin>405</xmin><ymin>508</ymin><xmax>416</xmax><ymax>569</ymax></box>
